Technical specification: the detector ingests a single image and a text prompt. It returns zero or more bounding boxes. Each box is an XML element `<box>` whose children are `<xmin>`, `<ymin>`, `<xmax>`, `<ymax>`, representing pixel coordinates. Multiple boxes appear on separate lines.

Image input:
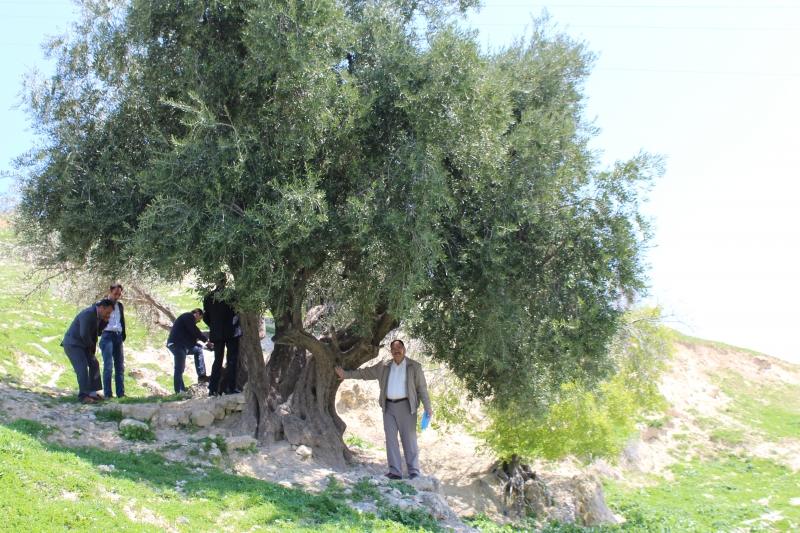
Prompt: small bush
<box><xmin>388</xmin><ymin>480</ymin><xmax>417</xmax><ymax>496</ymax></box>
<box><xmin>95</xmin><ymin>408</ymin><xmax>123</xmax><ymax>423</ymax></box>
<box><xmin>351</xmin><ymin>477</ymin><xmax>382</xmax><ymax>502</ymax></box>
<box><xmin>380</xmin><ymin>505</ymin><xmax>441</xmax><ymax>532</ymax></box>
<box><xmin>120</xmin><ymin>423</ymin><xmax>156</xmax><ymax>442</ymax></box>
<box><xmin>344</xmin><ymin>433</ymin><xmax>373</xmax><ymax>449</ymax></box>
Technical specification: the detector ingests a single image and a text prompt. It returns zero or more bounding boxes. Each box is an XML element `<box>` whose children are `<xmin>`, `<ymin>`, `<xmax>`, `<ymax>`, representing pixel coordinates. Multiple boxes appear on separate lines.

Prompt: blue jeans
<box><xmin>100</xmin><ymin>331</ymin><xmax>124</xmax><ymax>398</ymax></box>
<box><xmin>169</xmin><ymin>344</ymin><xmax>207</xmax><ymax>394</ymax></box>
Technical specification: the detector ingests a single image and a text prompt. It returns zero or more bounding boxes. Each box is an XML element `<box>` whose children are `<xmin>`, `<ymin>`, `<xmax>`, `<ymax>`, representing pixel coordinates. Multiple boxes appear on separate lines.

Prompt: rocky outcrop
<box><xmin>98</xmin><ymin>390</ymin><xmax>247</xmax><ymax>432</ymax></box>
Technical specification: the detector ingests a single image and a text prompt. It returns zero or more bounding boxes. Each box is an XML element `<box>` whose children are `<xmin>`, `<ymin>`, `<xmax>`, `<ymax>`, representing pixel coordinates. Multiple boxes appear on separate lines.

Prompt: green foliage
<box><xmin>715</xmin><ymin>372</ymin><xmax>800</xmax><ymax>441</ymax></box>
<box><xmin>344</xmin><ymin>433</ymin><xmax>374</xmax><ymax>449</ymax></box>
<box><xmin>203</xmin><ymin>434</ymin><xmax>228</xmax><ymax>453</ymax></box>
<box><xmin>351</xmin><ymin>477</ymin><xmax>383</xmax><ymax>503</ymax></box>
<box><xmin>480</xmin><ymin>308</ymin><xmax>672</xmax><ymax>461</ymax></box>
<box><xmin>5</xmin><ymin>418</ymin><xmax>55</xmax><ymax>439</ymax></box>
<box><xmin>15</xmin><ymin>0</ymin><xmax>660</xmax><ymax>416</ymax></box>
<box><xmin>119</xmin><ymin>423</ymin><xmax>157</xmax><ymax>442</ymax></box>
<box><xmin>381</xmin><ymin>505</ymin><xmax>441</xmax><ymax>532</ymax></box>
<box><xmin>388</xmin><ymin>480</ymin><xmax>417</xmax><ymax>496</ymax></box>
<box><xmin>94</xmin><ymin>408</ymin><xmax>123</xmax><ymax>423</ymax></box>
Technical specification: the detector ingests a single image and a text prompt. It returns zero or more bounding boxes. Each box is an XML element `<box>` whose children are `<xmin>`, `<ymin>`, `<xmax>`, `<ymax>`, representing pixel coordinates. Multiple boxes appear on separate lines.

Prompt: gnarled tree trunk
<box><xmin>229</xmin><ymin>305</ymin><xmax>397</xmax><ymax>470</ymax></box>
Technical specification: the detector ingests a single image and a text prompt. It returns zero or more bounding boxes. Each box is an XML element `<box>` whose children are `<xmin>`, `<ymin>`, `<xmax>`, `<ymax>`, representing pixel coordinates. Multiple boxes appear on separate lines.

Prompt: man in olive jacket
<box><xmin>335</xmin><ymin>339</ymin><xmax>433</xmax><ymax>479</ymax></box>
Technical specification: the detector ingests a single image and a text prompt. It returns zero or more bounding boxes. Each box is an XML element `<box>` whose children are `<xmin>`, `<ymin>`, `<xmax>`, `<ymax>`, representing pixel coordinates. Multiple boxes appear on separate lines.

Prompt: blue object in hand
<box><xmin>420</xmin><ymin>410</ymin><xmax>431</xmax><ymax>431</ymax></box>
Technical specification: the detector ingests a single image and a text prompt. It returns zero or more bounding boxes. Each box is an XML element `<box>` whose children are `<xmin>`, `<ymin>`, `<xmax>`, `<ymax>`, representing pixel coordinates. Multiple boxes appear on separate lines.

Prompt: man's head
<box><xmin>191</xmin><ymin>308</ymin><xmax>203</xmax><ymax>323</ymax></box>
<box><xmin>108</xmin><ymin>283</ymin><xmax>122</xmax><ymax>303</ymax></box>
<box><xmin>96</xmin><ymin>299</ymin><xmax>115</xmax><ymax>322</ymax></box>
<box><xmin>390</xmin><ymin>339</ymin><xmax>406</xmax><ymax>363</ymax></box>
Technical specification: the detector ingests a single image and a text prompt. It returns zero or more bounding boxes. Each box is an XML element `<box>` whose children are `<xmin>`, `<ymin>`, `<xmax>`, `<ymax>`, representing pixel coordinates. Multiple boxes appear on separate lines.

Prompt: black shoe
<box><xmin>409</xmin><ymin>473</ymin><xmax>420</xmax><ymax>480</ymax></box>
<box><xmin>209</xmin><ymin>391</ymin><xmax>219</xmax><ymax>397</ymax></box>
<box><xmin>226</xmin><ymin>387</ymin><xmax>242</xmax><ymax>394</ymax></box>
<box><xmin>198</xmin><ymin>375</ymin><xmax>210</xmax><ymax>383</ymax></box>
<box><xmin>385</xmin><ymin>473</ymin><xmax>402</xmax><ymax>480</ymax></box>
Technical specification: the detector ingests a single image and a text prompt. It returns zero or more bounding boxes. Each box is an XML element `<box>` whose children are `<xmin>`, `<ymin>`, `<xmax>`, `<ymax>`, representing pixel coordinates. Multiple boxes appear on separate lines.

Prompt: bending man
<box><xmin>335</xmin><ymin>339</ymin><xmax>432</xmax><ymax>479</ymax></box>
<box><xmin>167</xmin><ymin>308</ymin><xmax>211</xmax><ymax>394</ymax></box>
<box><xmin>62</xmin><ymin>299</ymin><xmax>114</xmax><ymax>404</ymax></box>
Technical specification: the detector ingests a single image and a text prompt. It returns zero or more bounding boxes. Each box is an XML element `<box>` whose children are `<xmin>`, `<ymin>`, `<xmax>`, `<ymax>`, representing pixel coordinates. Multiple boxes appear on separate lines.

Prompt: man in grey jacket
<box><xmin>335</xmin><ymin>339</ymin><xmax>433</xmax><ymax>479</ymax></box>
<box><xmin>62</xmin><ymin>300</ymin><xmax>115</xmax><ymax>403</ymax></box>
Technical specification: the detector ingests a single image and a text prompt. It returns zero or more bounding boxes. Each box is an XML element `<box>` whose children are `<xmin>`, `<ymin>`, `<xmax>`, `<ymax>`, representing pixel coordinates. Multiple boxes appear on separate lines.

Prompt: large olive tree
<box><xmin>15</xmin><ymin>0</ymin><xmax>661</xmax><ymax>467</ymax></box>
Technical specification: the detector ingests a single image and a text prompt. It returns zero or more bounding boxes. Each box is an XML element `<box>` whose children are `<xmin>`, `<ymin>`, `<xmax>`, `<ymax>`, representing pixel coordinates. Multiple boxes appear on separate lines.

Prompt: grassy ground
<box><xmin>0</xmin><ymin>419</ymin><xmax>437</xmax><ymax>532</ymax></box>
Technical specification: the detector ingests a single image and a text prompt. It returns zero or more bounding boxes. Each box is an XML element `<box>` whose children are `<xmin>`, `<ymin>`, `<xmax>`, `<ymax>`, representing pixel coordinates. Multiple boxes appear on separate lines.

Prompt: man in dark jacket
<box><xmin>203</xmin><ymin>274</ymin><xmax>242</xmax><ymax>396</ymax></box>
<box><xmin>99</xmin><ymin>283</ymin><xmax>127</xmax><ymax>398</ymax></box>
<box><xmin>62</xmin><ymin>300</ymin><xmax>115</xmax><ymax>403</ymax></box>
<box><xmin>167</xmin><ymin>308</ymin><xmax>211</xmax><ymax>394</ymax></box>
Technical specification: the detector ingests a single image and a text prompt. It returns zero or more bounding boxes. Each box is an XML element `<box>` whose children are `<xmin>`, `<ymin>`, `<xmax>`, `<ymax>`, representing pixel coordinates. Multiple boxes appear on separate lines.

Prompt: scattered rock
<box><xmin>523</xmin><ymin>479</ymin><xmax>550</xmax><ymax>515</ymax></box>
<box><xmin>177</xmin><ymin>517</ymin><xmax>189</xmax><ymax>524</ymax></box>
<box><xmin>163</xmin><ymin>414</ymin><xmax>178</xmax><ymax>427</ymax></box>
<box><xmin>573</xmin><ymin>474</ymin><xmax>621</xmax><ymax>526</ymax></box>
<box><xmin>707</xmin><ymin>386</ymin><xmax>720</xmax><ymax>398</ymax></box>
<box><xmin>419</xmin><ymin>491</ymin><xmax>459</xmax><ymax>522</ymax></box>
<box><xmin>755</xmin><ymin>356</ymin><xmax>771</xmax><ymax>370</ymax></box>
<box><xmin>208</xmin><ymin>448</ymin><xmax>222</xmax><ymax>458</ymax></box>
<box><xmin>97</xmin><ymin>464</ymin><xmax>116</xmax><ymax>472</ymax></box>
<box><xmin>408</xmin><ymin>475</ymin><xmax>441</xmax><ymax>495</ymax></box>
<box><xmin>641</xmin><ymin>426</ymin><xmax>666</xmax><ymax>441</ymax></box>
<box><xmin>192</xmin><ymin>410</ymin><xmax>215</xmax><ymax>427</ymax></box>
<box><xmin>177</xmin><ymin>410</ymin><xmax>190</xmax><ymax>426</ymax></box>
<box><xmin>212</xmin><ymin>403</ymin><xmax>225</xmax><ymax>420</ymax></box>
<box><xmin>296</xmin><ymin>445</ymin><xmax>312</xmax><ymax>458</ymax></box>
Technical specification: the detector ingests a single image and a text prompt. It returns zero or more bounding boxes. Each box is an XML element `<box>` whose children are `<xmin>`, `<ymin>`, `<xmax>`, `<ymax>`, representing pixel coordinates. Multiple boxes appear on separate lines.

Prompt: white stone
<box><xmin>212</xmin><ymin>404</ymin><xmax>226</xmax><ymax>420</ymax></box>
<box><xmin>97</xmin><ymin>464</ymin><xmax>116</xmax><ymax>472</ymax></box>
<box><xmin>208</xmin><ymin>448</ymin><xmax>222</xmax><ymax>458</ymax></box>
<box><xmin>177</xmin><ymin>517</ymin><xmax>189</xmax><ymax>524</ymax></box>
<box><xmin>192</xmin><ymin>410</ymin><xmax>215</xmax><ymax>427</ymax></box>
<box><xmin>296</xmin><ymin>445</ymin><xmax>313</xmax><ymax>458</ymax></box>
<box><xmin>119</xmin><ymin>418</ymin><xmax>149</xmax><ymax>431</ymax></box>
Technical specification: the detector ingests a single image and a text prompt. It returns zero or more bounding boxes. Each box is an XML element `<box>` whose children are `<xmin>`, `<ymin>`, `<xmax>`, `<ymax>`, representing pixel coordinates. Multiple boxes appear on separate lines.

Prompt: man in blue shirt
<box><xmin>99</xmin><ymin>283</ymin><xmax>127</xmax><ymax>398</ymax></box>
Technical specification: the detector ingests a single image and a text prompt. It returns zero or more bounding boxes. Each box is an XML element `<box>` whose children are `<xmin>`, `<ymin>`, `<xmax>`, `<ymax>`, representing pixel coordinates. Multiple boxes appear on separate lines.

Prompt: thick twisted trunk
<box><xmin>229</xmin><ymin>306</ymin><xmax>397</xmax><ymax>470</ymax></box>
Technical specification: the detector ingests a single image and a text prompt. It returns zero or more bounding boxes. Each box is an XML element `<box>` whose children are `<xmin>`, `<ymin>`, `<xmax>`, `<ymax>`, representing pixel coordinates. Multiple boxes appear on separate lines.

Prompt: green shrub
<box><xmin>380</xmin><ymin>505</ymin><xmax>441</xmax><ymax>532</ymax></box>
<box><xmin>95</xmin><ymin>408</ymin><xmax>123</xmax><ymax>423</ymax></box>
<box><xmin>119</xmin><ymin>423</ymin><xmax>156</xmax><ymax>442</ymax></box>
<box><xmin>388</xmin><ymin>480</ymin><xmax>417</xmax><ymax>496</ymax></box>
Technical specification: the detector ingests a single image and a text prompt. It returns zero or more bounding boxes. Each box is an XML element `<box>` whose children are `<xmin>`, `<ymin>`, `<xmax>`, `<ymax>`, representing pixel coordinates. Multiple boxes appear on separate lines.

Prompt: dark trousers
<box><xmin>63</xmin><ymin>344</ymin><xmax>102</xmax><ymax>400</ymax></box>
<box><xmin>209</xmin><ymin>337</ymin><xmax>239</xmax><ymax>394</ymax></box>
<box><xmin>168</xmin><ymin>344</ymin><xmax>208</xmax><ymax>394</ymax></box>
<box><xmin>100</xmin><ymin>331</ymin><xmax>124</xmax><ymax>397</ymax></box>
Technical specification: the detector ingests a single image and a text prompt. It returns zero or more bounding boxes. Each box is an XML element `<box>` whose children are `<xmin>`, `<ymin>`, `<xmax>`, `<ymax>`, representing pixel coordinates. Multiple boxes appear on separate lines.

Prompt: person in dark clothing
<box><xmin>62</xmin><ymin>300</ymin><xmax>115</xmax><ymax>403</ymax></box>
<box><xmin>99</xmin><ymin>283</ymin><xmax>127</xmax><ymax>398</ymax></box>
<box><xmin>167</xmin><ymin>308</ymin><xmax>211</xmax><ymax>394</ymax></box>
<box><xmin>203</xmin><ymin>274</ymin><xmax>242</xmax><ymax>396</ymax></box>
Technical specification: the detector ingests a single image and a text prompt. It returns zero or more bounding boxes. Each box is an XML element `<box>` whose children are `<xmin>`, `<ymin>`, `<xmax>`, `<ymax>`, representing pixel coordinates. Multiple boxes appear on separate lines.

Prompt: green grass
<box><xmin>604</xmin><ymin>454</ymin><xmax>800</xmax><ymax>532</ymax></box>
<box><xmin>714</xmin><ymin>372</ymin><xmax>800</xmax><ymax>441</ymax></box>
<box><xmin>0</xmin><ymin>422</ymin><xmax>439</xmax><ymax>532</ymax></box>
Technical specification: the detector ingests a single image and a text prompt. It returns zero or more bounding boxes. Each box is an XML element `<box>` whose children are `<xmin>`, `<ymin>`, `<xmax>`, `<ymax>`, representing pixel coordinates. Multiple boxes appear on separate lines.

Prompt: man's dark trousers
<box><xmin>63</xmin><ymin>345</ymin><xmax>102</xmax><ymax>401</ymax></box>
<box><xmin>209</xmin><ymin>337</ymin><xmax>239</xmax><ymax>394</ymax></box>
<box><xmin>100</xmin><ymin>331</ymin><xmax>124</xmax><ymax>398</ymax></box>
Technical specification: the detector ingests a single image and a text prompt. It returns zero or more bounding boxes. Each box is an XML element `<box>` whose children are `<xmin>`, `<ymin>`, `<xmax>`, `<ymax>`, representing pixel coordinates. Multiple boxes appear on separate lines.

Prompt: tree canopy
<box><xmin>15</xmin><ymin>0</ymin><xmax>662</xmax><ymax>415</ymax></box>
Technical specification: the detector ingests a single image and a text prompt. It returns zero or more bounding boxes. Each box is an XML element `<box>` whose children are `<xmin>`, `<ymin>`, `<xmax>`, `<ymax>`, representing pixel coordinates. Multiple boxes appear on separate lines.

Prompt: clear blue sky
<box><xmin>2</xmin><ymin>1</ymin><xmax>799</xmax><ymax>362</ymax></box>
